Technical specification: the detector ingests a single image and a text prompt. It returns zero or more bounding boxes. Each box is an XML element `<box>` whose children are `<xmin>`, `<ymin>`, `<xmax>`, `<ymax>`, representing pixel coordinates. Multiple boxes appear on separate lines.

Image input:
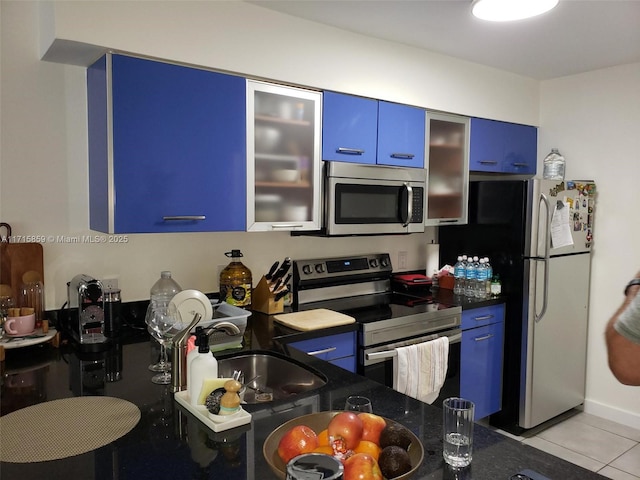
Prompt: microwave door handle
<box><xmin>401</xmin><ymin>183</ymin><xmax>413</xmax><ymax>227</ymax></box>
<box><xmin>534</xmin><ymin>193</ymin><xmax>551</xmax><ymax>323</ymax></box>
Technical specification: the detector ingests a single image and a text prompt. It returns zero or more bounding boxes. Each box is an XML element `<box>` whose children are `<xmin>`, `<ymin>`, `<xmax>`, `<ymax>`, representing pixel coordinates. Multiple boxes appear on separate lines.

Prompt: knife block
<box><xmin>252</xmin><ymin>276</ymin><xmax>284</xmax><ymax>315</ymax></box>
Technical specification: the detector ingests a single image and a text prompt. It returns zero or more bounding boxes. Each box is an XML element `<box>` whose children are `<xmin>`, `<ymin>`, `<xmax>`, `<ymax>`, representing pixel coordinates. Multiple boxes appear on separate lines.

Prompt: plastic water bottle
<box><xmin>464</xmin><ymin>256</ymin><xmax>476</xmax><ymax>298</ymax></box>
<box><xmin>453</xmin><ymin>256</ymin><xmax>465</xmax><ymax>296</ymax></box>
<box><xmin>475</xmin><ymin>259</ymin><xmax>487</xmax><ymax>298</ymax></box>
<box><xmin>484</xmin><ymin>257</ymin><xmax>493</xmax><ymax>299</ymax></box>
<box><xmin>543</xmin><ymin>148</ymin><xmax>565</xmax><ymax>181</ymax></box>
<box><xmin>145</xmin><ymin>271</ymin><xmax>182</xmax><ymax>326</ymax></box>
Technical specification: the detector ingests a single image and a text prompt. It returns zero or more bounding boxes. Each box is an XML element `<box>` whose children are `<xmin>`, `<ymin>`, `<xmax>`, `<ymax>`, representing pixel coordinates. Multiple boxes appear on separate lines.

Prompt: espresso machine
<box><xmin>66</xmin><ymin>274</ymin><xmax>109</xmax><ymax>349</ymax></box>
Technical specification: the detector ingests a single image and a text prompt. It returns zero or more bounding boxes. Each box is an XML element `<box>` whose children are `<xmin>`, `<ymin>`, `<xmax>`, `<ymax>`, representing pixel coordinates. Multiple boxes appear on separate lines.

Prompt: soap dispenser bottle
<box><xmin>188</xmin><ymin>329</ymin><xmax>218</xmax><ymax>406</ymax></box>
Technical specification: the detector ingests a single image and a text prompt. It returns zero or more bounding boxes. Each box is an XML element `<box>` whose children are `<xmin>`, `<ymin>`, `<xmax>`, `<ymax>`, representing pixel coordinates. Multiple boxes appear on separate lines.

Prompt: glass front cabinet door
<box><xmin>425</xmin><ymin>112</ymin><xmax>469</xmax><ymax>226</ymax></box>
<box><xmin>247</xmin><ymin>80</ymin><xmax>322</xmax><ymax>232</ymax></box>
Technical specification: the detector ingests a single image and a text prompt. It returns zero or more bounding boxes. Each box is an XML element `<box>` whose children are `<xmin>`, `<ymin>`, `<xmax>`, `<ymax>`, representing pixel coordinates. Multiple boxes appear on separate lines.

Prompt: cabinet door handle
<box><xmin>390</xmin><ymin>153</ymin><xmax>415</xmax><ymax>159</ymax></box>
<box><xmin>511</xmin><ymin>162</ymin><xmax>528</xmax><ymax>167</ymax></box>
<box><xmin>271</xmin><ymin>224</ymin><xmax>304</xmax><ymax>230</ymax></box>
<box><xmin>307</xmin><ymin>346</ymin><xmax>337</xmax><ymax>356</ymax></box>
<box><xmin>438</xmin><ymin>219</ymin><xmax>458</xmax><ymax>224</ymax></box>
<box><xmin>474</xmin><ymin>334</ymin><xmax>494</xmax><ymax>342</ymax></box>
<box><xmin>162</xmin><ymin>216</ymin><xmax>206</xmax><ymax>221</ymax></box>
<box><xmin>473</xmin><ymin>314</ymin><xmax>494</xmax><ymax>321</ymax></box>
<box><xmin>479</xmin><ymin>160</ymin><xmax>499</xmax><ymax>165</ymax></box>
<box><xmin>336</xmin><ymin>147</ymin><xmax>365</xmax><ymax>155</ymax></box>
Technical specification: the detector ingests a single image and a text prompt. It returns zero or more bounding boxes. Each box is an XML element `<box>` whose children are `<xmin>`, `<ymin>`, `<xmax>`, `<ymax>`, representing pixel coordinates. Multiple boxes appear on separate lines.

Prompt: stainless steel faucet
<box><xmin>171</xmin><ymin>317</ymin><xmax>241</xmax><ymax>393</ymax></box>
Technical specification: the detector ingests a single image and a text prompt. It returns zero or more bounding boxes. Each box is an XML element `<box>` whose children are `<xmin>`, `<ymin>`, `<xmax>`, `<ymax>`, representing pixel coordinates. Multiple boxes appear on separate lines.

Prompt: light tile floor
<box><xmin>487</xmin><ymin>410</ymin><xmax>640</xmax><ymax>479</ymax></box>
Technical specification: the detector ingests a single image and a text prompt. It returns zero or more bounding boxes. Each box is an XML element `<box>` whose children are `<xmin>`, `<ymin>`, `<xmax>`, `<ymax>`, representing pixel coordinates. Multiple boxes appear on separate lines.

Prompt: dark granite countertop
<box><xmin>0</xmin><ymin>316</ymin><xmax>604</xmax><ymax>480</ymax></box>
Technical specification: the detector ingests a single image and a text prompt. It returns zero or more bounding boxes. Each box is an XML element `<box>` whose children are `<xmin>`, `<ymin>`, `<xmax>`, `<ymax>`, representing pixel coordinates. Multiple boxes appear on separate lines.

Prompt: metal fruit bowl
<box><xmin>262</xmin><ymin>411</ymin><xmax>424</xmax><ymax>479</ymax></box>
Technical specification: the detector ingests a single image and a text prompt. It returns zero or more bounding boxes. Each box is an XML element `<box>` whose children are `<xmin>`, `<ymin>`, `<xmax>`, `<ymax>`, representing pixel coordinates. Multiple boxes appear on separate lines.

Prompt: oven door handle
<box><xmin>365</xmin><ymin>332</ymin><xmax>461</xmax><ymax>362</ymax></box>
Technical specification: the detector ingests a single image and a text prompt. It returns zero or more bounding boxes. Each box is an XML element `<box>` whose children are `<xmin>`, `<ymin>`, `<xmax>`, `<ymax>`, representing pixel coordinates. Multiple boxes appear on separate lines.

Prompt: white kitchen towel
<box><xmin>392</xmin><ymin>336</ymin><xmax>449</xmax><ymax>405</ymax></box>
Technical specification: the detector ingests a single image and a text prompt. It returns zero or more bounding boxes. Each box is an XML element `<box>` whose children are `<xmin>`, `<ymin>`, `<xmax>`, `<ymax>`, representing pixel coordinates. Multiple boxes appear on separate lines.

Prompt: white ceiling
<box><xmin>247</xmin><ymin>0</ymin><xmax>640</xmax><ymax>80</ymax></box>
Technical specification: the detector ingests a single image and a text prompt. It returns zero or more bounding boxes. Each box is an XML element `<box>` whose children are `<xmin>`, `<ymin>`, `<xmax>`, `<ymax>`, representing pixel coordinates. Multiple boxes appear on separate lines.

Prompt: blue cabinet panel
<box><xmin>469</xmin><ymin>118</ymin><xmax>503</xmax><ymax>172</ymax></box>
<box><xmin>461</xmin><ymin>321</ymin><xmax>504</xmax><ymax>420</ymax></box>
<box><xmin>461</xmin><ymin>304</ymin><xmax>505</xmax><ymax>331</ymax></box>
<box><xmin>502</xmin><ymin>122</ymin><xmax>537</xmax><ymax>174</ymax></box>
<box><xmin>290</xmin><ymin>331</ymin><xmax>357</xmax><ymax>373</ymax></box>
<box><xmin>322</xmin><ymin>92</ymin><xmax>378</xmax><ymax>164</ymax></box>
<box><xmin>377</xmin><ymin>101</ymin><xmax>425</xmax><ymax>168</ymax></box>
<box><xmin>111</xmin><ymin>55</ymin><xmax>246</xmax><ymax>233</ymax></box>
<box><xmin>88</xmin><ymin>54</ymin><xmax>246</xmax><ymax>233</ymax></box>
<box><xmin>322</xmin><ymin>92</ymin><xmax>425</xmax><ymax>167</ymax></box>
<box><xmin>470</xmin><ymin>118</ymin><xmax>537</xmax><ymax>174</ymax></box>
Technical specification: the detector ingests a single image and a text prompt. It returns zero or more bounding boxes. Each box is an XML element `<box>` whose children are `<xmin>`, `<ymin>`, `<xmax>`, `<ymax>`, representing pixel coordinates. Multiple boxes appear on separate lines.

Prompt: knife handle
<box><xmin>265</xmin><ymin>261</ymin><xmax>279</xmax><ymax>280</ymax></box>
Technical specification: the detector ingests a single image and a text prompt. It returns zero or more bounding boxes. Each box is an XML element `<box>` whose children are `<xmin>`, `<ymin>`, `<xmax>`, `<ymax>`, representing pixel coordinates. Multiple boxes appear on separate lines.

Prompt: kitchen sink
<box><xmin>217</xmin><ymin>350</ymin><xmax>327</xmax><ymax>404</ymax></box>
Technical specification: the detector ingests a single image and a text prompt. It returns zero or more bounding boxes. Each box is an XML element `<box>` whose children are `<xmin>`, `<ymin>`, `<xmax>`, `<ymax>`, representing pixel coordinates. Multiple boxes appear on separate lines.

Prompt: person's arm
<box><xmin>606</xmin><ymin>277</ymin><xmax>640</xmax><ymax>385</ymax></box>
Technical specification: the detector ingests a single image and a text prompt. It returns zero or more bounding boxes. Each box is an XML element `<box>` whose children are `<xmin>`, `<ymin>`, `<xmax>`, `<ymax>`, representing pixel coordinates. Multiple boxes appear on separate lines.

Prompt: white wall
<box><xmin>2</xmin><ymin>0</ymin><xmax>539</xmax><ymax>309</ymax></box>
<box><xmin>2</xmin><ymin>1</ymin><xmax>636</xmax><ymax>427</ymax></box>
<box><xmin>540</xmin><ymin>63</ymin><xmax>640</xmax><ymax>428</ymax></box>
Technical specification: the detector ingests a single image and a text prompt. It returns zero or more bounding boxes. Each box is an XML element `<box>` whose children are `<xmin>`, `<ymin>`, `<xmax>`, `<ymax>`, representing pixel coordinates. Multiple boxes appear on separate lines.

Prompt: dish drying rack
<box><xmin>197</xmin><ymin>301</ymin><xmax>250</xmax><ymax>351</ymax></box>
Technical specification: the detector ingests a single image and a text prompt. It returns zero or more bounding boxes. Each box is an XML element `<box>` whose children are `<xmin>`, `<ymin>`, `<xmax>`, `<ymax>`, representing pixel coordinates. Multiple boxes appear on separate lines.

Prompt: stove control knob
<box><xmin>302</xmin><ymin>264</ymin><xmax>313</xmax><ymax>275</ymax></box>
<box><xmin>315</xmin><ymin>264</ymin><xmax>326</xmax><ymax>274</ymax></box>
<box><xmin>380</xmin><ymin>257</ymin><xmax>390</xmax><ymax>268</ymax></box>
<box><xmin>369</xmin><ymin>258</ymin><xmax>379</xmax><ymax>268</ymax></box>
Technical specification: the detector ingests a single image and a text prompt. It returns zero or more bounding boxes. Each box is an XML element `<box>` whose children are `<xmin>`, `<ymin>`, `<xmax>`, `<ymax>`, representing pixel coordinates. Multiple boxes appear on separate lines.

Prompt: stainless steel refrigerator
<box><xmin>439</xmin><ymin>178</ymin><xmax>596</xmax><ymax>434</ymax></box>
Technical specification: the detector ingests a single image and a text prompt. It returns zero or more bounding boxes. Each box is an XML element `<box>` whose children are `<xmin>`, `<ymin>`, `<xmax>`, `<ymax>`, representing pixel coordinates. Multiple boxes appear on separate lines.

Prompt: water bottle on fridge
<box><xmin>453</xmin><ymin>256</ymin><xmax>465</xmax><ymax>296</ymax></box>
<box><xmin>464</xmin><ymin>256</ymin><xmax>476</xmax><ymax>298</ymax></box>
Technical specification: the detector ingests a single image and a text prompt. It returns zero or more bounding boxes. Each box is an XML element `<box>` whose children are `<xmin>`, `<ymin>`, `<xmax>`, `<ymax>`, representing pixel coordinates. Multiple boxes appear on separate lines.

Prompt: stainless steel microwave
<box><xmin>323</xmin><ymin>162</ymin><xmax>426</xmax><ymax>235</ymax></box>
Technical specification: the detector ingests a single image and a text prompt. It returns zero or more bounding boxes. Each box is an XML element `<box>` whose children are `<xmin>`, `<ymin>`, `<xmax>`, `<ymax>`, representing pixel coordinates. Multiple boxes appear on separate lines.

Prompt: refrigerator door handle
<box><xmin>535</xmin><ymin>193</ymin><xmax>551</xmax><ymax>323</ymax></box>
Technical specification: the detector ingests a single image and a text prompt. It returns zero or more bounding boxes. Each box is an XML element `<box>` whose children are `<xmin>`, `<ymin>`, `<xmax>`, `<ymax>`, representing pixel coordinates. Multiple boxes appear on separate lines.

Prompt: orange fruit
<box><xmin>353</xmin><ymin>440</ymin><xmax>382</xmax><ymax>461</ymax></box>
<box><xmin>312</xmin><ymin>445</ymin><xmax>335</xmax><ymax>455</ymax></box>
<box><xmin>317</xmin><ymin>429</ymin><xmax>330</xmax><ymax>446</ymax></box>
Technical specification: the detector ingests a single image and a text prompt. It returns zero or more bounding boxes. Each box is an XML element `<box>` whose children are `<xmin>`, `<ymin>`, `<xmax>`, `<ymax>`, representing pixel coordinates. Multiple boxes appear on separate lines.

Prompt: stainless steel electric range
<box><xmin>291</xmin><ymin>253</ymin><xmax>462</xmax><ymax>401</ymax></box>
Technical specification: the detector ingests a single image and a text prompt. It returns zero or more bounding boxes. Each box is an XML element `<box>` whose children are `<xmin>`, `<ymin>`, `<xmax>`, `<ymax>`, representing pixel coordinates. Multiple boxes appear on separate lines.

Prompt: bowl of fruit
<box><xmin>263</xmin><ymin>411</ymin><xmax>424</xmax><ymax>480</ymax></box>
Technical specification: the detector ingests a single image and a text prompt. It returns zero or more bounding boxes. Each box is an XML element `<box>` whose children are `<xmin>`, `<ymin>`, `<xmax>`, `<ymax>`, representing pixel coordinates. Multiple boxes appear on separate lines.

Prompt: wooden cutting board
<box><xmin>0</xmin><ymin>242</ymin><xmax>44</xmax><ymax>302</ymax></box>
<box><xmin>273</xmin><ymin>309</ymin><xmax>355</xmax><ymax>331</ymax></box>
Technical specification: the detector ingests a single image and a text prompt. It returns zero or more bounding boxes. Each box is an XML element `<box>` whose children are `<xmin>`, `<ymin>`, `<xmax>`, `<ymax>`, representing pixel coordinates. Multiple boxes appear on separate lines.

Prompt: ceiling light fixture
<box><xmin>471</xmin><ymin>0</ymin><xmax>559</xmax><ymax>22</ymax></box>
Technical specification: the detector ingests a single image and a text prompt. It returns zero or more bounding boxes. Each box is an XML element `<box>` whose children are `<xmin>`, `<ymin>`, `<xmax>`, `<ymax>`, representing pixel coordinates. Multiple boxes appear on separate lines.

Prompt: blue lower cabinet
<box><xmin>289</xmin><ymin>331</ymin><xmax>357</xmax><ymax>373</ymax></box>
<box><xmin>460</xmin><ymin>321</ymin><xmax>504</xmax><ymax>420</ymax></box>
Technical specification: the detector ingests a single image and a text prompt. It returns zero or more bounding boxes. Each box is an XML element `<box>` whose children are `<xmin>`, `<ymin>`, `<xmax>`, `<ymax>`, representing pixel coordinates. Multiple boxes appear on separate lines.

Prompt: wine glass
<box><xmin>146</xmin><ymin>305</ymin><xmax>181</xmax><ymax>385</ymax></box>
<box><xmin>146</xmin><ymin>302</ymin><xmax>169</xmax><ymax>372</ymax></box>
<box><xmin>345</xmin><ymin>395</ymin><xmax>373</xmax><ymax>413</ymax></box>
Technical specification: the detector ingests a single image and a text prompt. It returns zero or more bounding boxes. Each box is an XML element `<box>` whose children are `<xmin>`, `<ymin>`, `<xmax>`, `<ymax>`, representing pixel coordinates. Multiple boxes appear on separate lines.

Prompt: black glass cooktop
<box><xmin>297</xmin><ymin>291</ymin><xmax>457</xmax><ymax>325</ymax></box>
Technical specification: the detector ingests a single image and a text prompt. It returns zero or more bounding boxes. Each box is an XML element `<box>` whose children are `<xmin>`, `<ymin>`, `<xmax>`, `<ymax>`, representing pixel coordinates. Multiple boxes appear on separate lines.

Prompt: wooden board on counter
<box><xmin>273</xmin><ymin>309</ymin><xmax>355</xmax><ymax>331</ymax></box>
<box><xmin>0</xmin><ymin>242</ymin><xmax>44</xmax><ymax>301</ymax></box>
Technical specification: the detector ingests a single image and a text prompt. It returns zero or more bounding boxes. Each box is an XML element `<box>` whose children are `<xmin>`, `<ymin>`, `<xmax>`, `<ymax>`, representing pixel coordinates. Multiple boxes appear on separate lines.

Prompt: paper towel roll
<box><xmin>426</xmin><ymin>243</ymin><xmax>440</xmax><ymax>277</ymax></box>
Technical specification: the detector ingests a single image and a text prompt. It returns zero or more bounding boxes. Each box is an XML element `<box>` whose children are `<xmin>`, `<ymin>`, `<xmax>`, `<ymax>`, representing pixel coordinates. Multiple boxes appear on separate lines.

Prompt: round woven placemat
<box><xmin>0</xmin><ymin>396</ymin><xmax>141</xmax><ymax>463</ymax></box>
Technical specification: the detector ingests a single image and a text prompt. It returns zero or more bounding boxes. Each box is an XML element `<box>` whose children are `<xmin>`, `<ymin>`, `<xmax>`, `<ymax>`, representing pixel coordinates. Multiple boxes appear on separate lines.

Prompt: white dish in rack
<box><xmin>169</xmin><ymin>290</ymin><xmax>213</xmax><ymax>326</ymax></box>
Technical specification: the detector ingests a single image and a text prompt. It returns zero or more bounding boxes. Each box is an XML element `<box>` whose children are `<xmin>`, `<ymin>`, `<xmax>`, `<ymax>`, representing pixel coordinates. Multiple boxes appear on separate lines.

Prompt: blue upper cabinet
<box><xmin>469</xmin><ymin>118</ymin><xmax>537</xmax><ymax>174</ymax></box>
<box><xmin>322</xmin><ymin>92</ymin><xmax>425</xmax><ymax>168</ymax></box>
<box><xmin>377</xmin><ymin>101</ymin><xmax>425</xmax><ymax>168</ymax></box>
<box><xmin>322</xmin><ymin>91</ymin><xmax>378</xmax><ymax>164</ymax></box>
<box><xmin>88</xmin><ymin>54</ymin><xmax>246</xmax><ymax>233</ymax></box>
